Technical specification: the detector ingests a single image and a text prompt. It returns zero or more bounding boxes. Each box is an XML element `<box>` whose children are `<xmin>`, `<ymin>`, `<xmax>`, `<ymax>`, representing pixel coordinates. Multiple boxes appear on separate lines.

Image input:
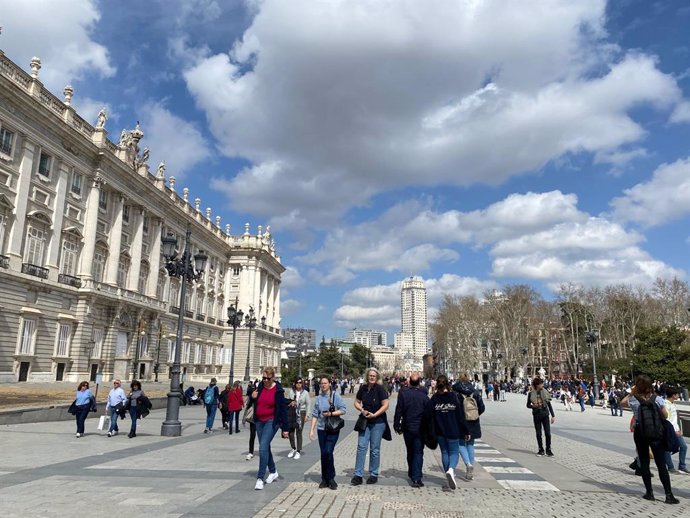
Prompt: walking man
<box><xmin>526</xmin><ymin>377</ymin><xmax>555</xmax><ymax>456</ymax></box>
<box><xmin>394</xmin><ymin>372</ymin><xmax>429</xmax><ymax>487</ymax></box>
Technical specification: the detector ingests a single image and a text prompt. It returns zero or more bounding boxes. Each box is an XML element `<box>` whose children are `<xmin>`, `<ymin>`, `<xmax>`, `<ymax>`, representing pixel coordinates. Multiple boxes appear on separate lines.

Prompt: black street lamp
<box><xmin>227</xmin><ymin>297</ymin><xmax>244</xmax><ymax>385</ymax></box>
<box><xmin>243</xmin><ymin>306</ymin><xmax>257</xmax><ymax>381</ymax></box>
<box><xmin>160</xmin><ymin>223</ymin><xmax>207</xmax><ymax>437</ymax></box>
<box><xmin>586</xmin><ymin>329</ymin><xmax>600</xmax><ymax>398</ymax></box>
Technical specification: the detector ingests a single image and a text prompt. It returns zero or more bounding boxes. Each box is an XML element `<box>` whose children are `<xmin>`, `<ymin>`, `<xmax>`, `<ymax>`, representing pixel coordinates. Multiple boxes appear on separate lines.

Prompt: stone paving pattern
<box><xmin>0</xmin><ymin>392</ymin><xmax>689</xmax><ymax>517</ymax></box>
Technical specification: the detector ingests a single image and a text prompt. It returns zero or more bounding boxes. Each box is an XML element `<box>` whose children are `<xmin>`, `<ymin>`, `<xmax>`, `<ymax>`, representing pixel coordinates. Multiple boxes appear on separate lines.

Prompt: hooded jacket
<box><xmin>452</xmin><ymin>380</ymin><xmax>485</xmax><ymax>440</ymax></box>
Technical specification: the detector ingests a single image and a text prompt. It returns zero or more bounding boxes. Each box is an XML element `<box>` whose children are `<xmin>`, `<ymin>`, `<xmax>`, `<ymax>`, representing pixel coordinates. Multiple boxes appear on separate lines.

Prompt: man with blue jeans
<box><xmin>105</xmin><ymin>379</ymin><xmax>127</xmax><ymax>437</ymax></box>
<box><xmin>394</xmin><ymin>373</ymin><xmax>429</xmax><ymax>487</ymax></box>
<box><xmin>352</xmin><ymin>368</ymin><xmax>390</xmax><ymax>485</ymax></box>
<box><xmin>203</xmin><ymin>378</ymin><xmax>219</xmax><ymax>433</ymax></box>
<box><xmin>664</xmin><ymin>388</ymin><xmax>688</xmax><ymax>473</ymax></box>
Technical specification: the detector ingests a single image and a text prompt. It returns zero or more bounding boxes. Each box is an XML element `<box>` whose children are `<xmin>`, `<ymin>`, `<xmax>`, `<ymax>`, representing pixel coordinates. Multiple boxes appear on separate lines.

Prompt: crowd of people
<box><xmin>68</xmin><ymin>369</ymin><xmax>685</xmax><ymax>505</ymax></box>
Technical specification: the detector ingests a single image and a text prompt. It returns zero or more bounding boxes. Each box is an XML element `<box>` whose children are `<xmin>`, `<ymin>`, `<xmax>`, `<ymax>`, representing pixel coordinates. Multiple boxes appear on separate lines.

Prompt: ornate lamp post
<box><xmin>586</xmin><ymin>329</ymin><xmax>600</xmax><ymax>398</ymax></box>
<box><xmin>243</xmin><ymin>306</ymin><xmax>257</xmax><ymax>381</ymax></box>
<box><xmin>160</xmin><ymin>224</ymin><xmax>207</xmax><ymax>437</ymax></box>
<box><xmin>227</xmin><ymin>297</ymin><xmax>244</xmax><ymax>385</ymax></box>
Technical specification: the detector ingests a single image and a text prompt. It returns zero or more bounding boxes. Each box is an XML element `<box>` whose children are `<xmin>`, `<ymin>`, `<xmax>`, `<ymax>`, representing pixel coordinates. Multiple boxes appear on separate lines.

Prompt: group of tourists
<box><xmin>71</xmin><ymin>368</ymin><xmax>685</xmax><ymax>505</ymax></box>
<box><xmin>70</xmin><ymin>378</ymin><xmax>151</xmax><ymax>439</ymax></box>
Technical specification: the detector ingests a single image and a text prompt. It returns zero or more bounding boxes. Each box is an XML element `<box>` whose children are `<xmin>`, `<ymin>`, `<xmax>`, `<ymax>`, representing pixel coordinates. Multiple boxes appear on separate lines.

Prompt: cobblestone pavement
<box><xmin>0</xmin><ymin>392</ymin><xmax>688</xmax><ymax>517</ymax></box>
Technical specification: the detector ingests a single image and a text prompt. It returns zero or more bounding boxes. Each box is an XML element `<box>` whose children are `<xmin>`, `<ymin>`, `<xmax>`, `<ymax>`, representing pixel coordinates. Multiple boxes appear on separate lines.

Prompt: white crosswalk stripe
<box><xmin>474</xmin><ymin>440</ymin><xmax>560</xmax><ymax>491</ymax></box>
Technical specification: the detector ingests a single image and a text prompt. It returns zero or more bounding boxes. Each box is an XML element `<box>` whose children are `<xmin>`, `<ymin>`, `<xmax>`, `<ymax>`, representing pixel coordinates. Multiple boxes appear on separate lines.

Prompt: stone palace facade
<box><xmin>0</xmin><ymin>50</ymin><xmax>284</xmax><ymax>383</ymax></box>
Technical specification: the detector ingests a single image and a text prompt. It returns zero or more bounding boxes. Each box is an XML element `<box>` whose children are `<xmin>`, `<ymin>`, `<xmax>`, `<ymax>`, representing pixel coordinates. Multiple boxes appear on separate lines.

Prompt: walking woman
<box><xmin>73</xmin><ymin>381</ymin><xmax>93</xmax><ymax>438</ymax></box>
<box><xmin>310</xmin><ymin>376</ymin><xmax>347</xmax><ymax>489</ymax></box>
<box><xmin>352</xmin><ymin>368</ymin><xmax>390</xmax><ymax>485</ymax></box>
<box><xmin>126</xmin><ymin>380</ymin><xmax>145</xmax><ymax>438</ymax></box>
<box><xmin>621</xmin><ymin>375</ymin><xmax>679</xmax><ymax>504</ymax></box>
<box><xmin>251</xmin><ymin>367</ymin><xmax>289</xmax><ymax>490</ymax></box>
<box><xmin>429</xmin><ymin>375</ymin><xmax>469</xmax><ymax>489</ymax></box>
<box><xmin>287</xmin><ymin>378</ymin><xmax>311</xmax><ymax>459</ymax></box>
<box><xmin>453</xmin><ymin>373</ymin><xmax>485</xmax><ymax>480</ymax></box>
<box><xmin>219</xmin><ymin>384</ymin><xmax>231</xmax><ymax>430</ymax></box>
<box><xmin>227</xmin><ymin>380</ymin><xmax>244</xmax><ymax>434</ymax></box>
<box><xmin>105</xmin><ymin>379</ymin><xmax>127</xmax><ymax>437</ymax></box>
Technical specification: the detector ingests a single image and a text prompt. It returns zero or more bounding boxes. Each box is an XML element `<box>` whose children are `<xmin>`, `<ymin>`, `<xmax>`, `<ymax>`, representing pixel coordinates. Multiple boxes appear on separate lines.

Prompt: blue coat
<box><xmin>254</xmin><ymin>382</ymin><xmax>289</xmax><ymax>432</ymax></box>
<box><xmin>453</xmin><ymin>381</ymin><xmax>485</xmax><ymax>440</ymax></box>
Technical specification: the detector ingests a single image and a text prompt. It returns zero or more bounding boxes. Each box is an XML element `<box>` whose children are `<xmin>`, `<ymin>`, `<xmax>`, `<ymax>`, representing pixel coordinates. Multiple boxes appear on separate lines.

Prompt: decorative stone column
<box><xmin>127</xmin><ymin>207</ymin><xmax>144</xmax><ymax>292</ymax></box>
<box><xmin>105</xmin><ymin>194</ymin><xmax>124</xmax><ymax>285</ymax></box>
<box><xmin>78</xmin><ymin>173</ymin><xmax>104</xmax><ymax>278</ymax></box>
<box><xmin>147</xmin><ymin>218</ymin><xmax>162</xmax><ymax>298</ymax></box>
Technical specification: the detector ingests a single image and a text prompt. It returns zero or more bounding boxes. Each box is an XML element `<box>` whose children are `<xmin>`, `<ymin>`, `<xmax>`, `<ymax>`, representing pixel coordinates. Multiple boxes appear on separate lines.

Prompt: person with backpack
<box><xmin>620</xmin><ymin>375</ymin><xmax>679</xmax><ymax>504</ymax></box>
<box><xmin>453</xmin><ymin>373</ymin><xmax>485</xmax><ymax>481</ymax></box>
<box><xmin>526</xmin><ymin>377</ymin><xmax>555</xmax><ymax>457</ymax></box>
<box><xmin>203</xmin><ymin>378</ymin><xmax>220</xmax><ymax>433</ymax></box>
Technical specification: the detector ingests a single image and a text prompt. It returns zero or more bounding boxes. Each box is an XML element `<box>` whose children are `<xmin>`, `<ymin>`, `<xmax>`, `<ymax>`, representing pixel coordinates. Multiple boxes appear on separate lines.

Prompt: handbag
<box><xmin>97</xmin><ymin>415</ymin><xmax>110</xmax><ymax>431</ymax></box>
<box><xmin>324</xmin><ymin>392</ymin><xmax>344</xmax><ymax>433</ymax></box>
<box><xmin>243</xmin><ymin>403</ymin><xmax>255</xmax><ymax>424</ymax></box>
<box><xmin>354</xmin><ymin>414</ymin><xmax>367</xmax><ymax>432</ymax></box>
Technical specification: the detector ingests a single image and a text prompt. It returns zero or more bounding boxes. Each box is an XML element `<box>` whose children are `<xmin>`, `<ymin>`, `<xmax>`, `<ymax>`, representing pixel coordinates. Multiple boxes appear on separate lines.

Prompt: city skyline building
<box><xmin>399</xmin><ymin>276</ymin><xmax>429</xmax><ymax>361</ymax></box>
<box><xmin>282</xmin><ymin>327</ymin><xmax>317</xmax><ymax>351</ymax></box>
<box><xmin>346</xmin><ymin>328</ymin><xmax>388</xmax><ymax>348</ymax></box>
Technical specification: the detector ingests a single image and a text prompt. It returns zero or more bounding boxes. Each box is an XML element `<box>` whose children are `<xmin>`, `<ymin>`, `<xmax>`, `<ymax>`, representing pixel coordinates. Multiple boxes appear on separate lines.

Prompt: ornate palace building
<box><xmin>0</xmin><ymin>50</ymin><xmax>284</xmax><ymax>383</ymax></box>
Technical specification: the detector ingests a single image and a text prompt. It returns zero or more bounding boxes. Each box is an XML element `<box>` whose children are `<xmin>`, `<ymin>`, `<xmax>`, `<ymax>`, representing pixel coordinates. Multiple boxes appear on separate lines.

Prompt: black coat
<box><xmin>452</xmin><ymin>381</ymin><xmax>485</xmax><ymax>440</ymax></box>
<box><xmin>394</xmin><ymin>386</ymin><xmax>429</xmax><ymax>434</ymax></box>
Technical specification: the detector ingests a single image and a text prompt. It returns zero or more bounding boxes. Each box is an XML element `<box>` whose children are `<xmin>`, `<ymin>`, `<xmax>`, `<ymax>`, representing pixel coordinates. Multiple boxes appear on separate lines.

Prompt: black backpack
<box><xmin>637</xmin><ymin>395</ymin><xmax>663</xmax><ymax>441</ymax></box>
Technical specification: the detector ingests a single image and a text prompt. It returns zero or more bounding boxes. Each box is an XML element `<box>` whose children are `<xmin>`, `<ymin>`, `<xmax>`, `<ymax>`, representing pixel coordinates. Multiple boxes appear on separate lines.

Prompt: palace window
<box><xmin>60</xmin><ymin>236</ymin><xmax>81</xmax><ymax>276</ymax></box>
<box><xmin>24</xmin><ymin>224</ymin><xmax>47</xmax><ymax>266</ymax></box>
<box><xmin>70</xmin><ymin>171</ymin><xmax>82</xmax><ymax>195</ymax></box>
<box><xmin>117</xmin><ymin>255</ymin><xmax>130</xmax><ymax>288</ymax></box>
<box><xmin>55</xmin><ymin>323</ymin><xmax>71</xmax><ymax>357</ymax></box>
<box><xmin>0</xmin><ymin>126</ymin><xmax>14</xmax><ymax>156</ymax></box>
<box><xmin>93</xmin><ymin>245</ymin><xmax>107</xmax><ymax>282</ymax></box>
<box><xmin>17</xmin><ymin>318</ymin><xmax>37</xmax><ymax>355</ymax></box>
<box><xmin>37</xmin><ymin>152</ymin><xmax>52</xmax><ymax>177</ymax></box>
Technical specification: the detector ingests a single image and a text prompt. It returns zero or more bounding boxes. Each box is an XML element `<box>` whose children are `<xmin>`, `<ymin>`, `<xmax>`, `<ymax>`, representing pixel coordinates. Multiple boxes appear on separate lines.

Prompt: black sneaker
<box><xmin>329</xmin><ymin>479</ymin><xmax>338</xmax><ymax>490</ymax></box>
<box><xmin>350</xmin><ymin>476</ymin><xmax>363</xmax><ymax>486</ymax></box>
<box><xmin>665</xmin><ymin>493</ymin><xmax>679</xmax><ymax>505</ymax></box>
<box><xmin>629</xmin><ymin>460</ymin><xmax>638</xmax><ymax>470</ymax></box>
<box><xmin>536</xmin><ymin>450</ymin><xmax>545</xmax><ymax>457</ymax></box>
<box><xmin>414</xmin><ymin>480</ymin><xmax>424</xmax><ymax>487</ymax></box>
<box><xmin>319</xmin><ymin>480</ymin><xmax>328</xmax><ymax>489</ymax></box>
<box><xmin>642</xmin><ymin>492</ymin><xmax>655</xmax><ymax>501</ymax></box>
<box><xmin>366</xmin><ymin>476</ymin><xmax>378</xmax><ymax>485</ymax></box>
<box><xmin>546</xmin><ymin>450</ymin><xmax>554</xmax><ymax>457</ymax></box>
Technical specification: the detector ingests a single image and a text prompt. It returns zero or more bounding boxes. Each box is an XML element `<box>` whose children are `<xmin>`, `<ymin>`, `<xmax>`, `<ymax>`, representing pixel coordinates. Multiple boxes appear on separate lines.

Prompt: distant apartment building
<box><xmin>346</xmin><ymin>328</ymin><xmax>388</xmax><ymax>348</ymax></box>
<box><xmin>282</xmin><ymin>327</ymin><xmax>317</xmax><ymax>350</ymax></box>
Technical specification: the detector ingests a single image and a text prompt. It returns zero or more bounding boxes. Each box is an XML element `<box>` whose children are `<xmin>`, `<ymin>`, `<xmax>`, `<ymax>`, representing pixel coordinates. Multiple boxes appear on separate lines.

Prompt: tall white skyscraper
<box><xmin>400</xmin><ymin>277</ymin><xmax>428</xmax><ymax>360</ymax></box>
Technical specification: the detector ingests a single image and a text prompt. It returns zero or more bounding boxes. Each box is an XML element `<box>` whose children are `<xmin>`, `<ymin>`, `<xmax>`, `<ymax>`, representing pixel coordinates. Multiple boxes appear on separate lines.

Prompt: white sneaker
<box><xmin>107</xmin><ymin>431</ymin><xmax>112</xmax><ymax>437</ymax></box>
<box><xmin>288</xmin><ymin>449</ymin><xmax>296</xmax><ymax>458</ymax></box>
<box><xmin>75</xmin><ymin>433</ymin><xmax>80</xmax><ymax>438</ymax></box>
<box><xmin>266</xmin><ymin>471</ymin><xmax>279</xmax><ymax>484</ymax></box>
<box><xmin>445</xmin><ymin>468</ymin><xmax>457</xmax><ymax>490</ymax></box>
<box><xmin>246</xmin><ymin>453</ymin><xmax>254</xmax><ymax>461</ymax></box>
<box><xmin>112</xmin><ymin>430</ymin><xmax>118</xmax><ymax>436</ymax></box>
<box><xmin>254</xmin><ymin>479</ymin><xmax>264</xmax><ymax>490</ymax></box>
<box><xmin>294</xmin><ymin>451</ymin><xmax>301</xmax><ymax>460</ymax></box>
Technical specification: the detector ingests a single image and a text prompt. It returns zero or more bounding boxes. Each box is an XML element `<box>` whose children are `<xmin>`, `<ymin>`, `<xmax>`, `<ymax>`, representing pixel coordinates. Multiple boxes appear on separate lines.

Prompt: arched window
<box><xmin>24</xmin><ymin>219</ymin><xmax>49</xmax><ymax>266</ymax></box>
<box><xmin>156</xmin><ymin>269</ymin><xmax>167</xmax><ymax>300</ymax></box>
<box><xmin>93</xmin><ymin>243</ymin><xmax>108</xmax><ymax>282</ymax></box>
<box><xmin>138</xmin><ymin>261</ymin><xmax>149</xmax><ymax>294</ymax></box>
<box><xmin>117</xmin><ymin>254</ymin><xmax>130</xmax><ymax>288</ymax></box>
<box><xmin>60</xmin><ymin>232</ymin><xmax>82</xmax><ymax>276</ymax></box>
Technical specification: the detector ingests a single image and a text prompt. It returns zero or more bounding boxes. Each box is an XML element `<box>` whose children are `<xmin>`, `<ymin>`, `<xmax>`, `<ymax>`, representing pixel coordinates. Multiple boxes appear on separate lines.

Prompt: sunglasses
<box><xmin>262</xmin><ymin>376</ymin><xmax>273</xmax><ymax>381</ymax></box>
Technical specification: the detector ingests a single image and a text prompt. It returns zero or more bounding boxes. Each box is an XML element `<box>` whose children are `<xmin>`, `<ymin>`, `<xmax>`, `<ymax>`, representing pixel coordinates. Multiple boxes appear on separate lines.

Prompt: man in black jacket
<box><xmin>394</xmin><ymin>372</ymin><xmax>429</xmax><ymax>487</ymax></box>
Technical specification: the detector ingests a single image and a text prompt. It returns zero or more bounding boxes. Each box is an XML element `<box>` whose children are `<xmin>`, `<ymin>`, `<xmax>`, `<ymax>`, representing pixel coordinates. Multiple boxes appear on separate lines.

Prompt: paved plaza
<box><xmin>0</xmin><ymin>392</ymin><xmax>689</xmax><ymax>517</ymax></box>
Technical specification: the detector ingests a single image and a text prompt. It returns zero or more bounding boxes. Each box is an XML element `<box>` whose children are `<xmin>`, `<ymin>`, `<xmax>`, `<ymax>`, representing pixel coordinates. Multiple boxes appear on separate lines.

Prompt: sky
<box><xmin>1</xmin><ymin>0</ymin><xmax>689</xmax><ymax>344</ymax></box>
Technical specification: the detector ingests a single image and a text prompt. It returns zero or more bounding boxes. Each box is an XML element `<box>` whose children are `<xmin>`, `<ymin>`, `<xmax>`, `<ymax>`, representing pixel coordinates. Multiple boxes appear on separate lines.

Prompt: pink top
<box><xmin>255</xmin><ymin>385</ymin><xmax>276</xmax><ymax>422</ymax></box>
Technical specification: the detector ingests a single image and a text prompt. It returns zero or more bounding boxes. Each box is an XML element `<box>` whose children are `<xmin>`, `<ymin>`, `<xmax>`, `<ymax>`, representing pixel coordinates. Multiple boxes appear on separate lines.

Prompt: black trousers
<box><xmin>248</xmin><ymin>422</ymin><xmax>257</xmax><ymax>454</ymax></box>
<box><xmin>633</xmin><ymin>428</ymin><xmax>672</xmax><ymax>495</ymax></box>
<box><xmin>533</xmin><ymin>413</ymin><xmax>551</xmax><ymax>451</ymax></box>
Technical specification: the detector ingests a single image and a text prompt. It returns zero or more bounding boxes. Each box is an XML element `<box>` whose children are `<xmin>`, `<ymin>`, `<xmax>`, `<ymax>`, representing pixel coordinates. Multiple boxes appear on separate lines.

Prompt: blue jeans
<box><xmin>129</xmin><ymin>406</ymin><xmax>138</xmax><ymax>433</ymax></box>
<box><xmin>665</xmin><ymin>434</ymin><xmax>688</xmax><ymax>471</ymax></box>
<box><xmin>228</xmin><ymin>410</ymin><xmax>241</xmax><ymax>432</ymax></box>
<box><xmin>403</xmin><ymin>430</ymin><xmax>424</xmax><ymax>481</ymax></box>
<box><xmin>459</xmin><ymin>437</ymin><xmax>475</xmax><ymax>466</ymax></box>
<box><xmin>108</xmin><ymin>407</ymin><xmax>120</xmax><ymax>433</ymax></box>
<box><xmin>437</xmin><ymin>436</ymin><xmax>460</xmax><ymax>472</ymax></box>
<box><xmin>255</xmin><ymin>419</ymin><xmax>278</xmax><ymax>480</ymax></box>
<box><xmin>75</xmin><ymin>404</ymin><xmax>90</xmax><ymax>434</ymax></box>
<box><xmin>317</xmin><ymin>429</ymin><xmax>340</xmax><ymax>482</ymax></box>
<box><xmin>354</xmin><ymin>421</ymin><xmax>386</xmax><ymax>477</ymax></box>
<box><xmin>206</xmin><ymin>403</ymin><xmax>218</xmax><ymax>430</ymax></box>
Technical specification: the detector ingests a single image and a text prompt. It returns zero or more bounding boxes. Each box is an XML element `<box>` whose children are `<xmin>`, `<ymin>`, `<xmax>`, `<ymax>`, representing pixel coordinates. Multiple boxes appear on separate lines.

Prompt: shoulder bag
<box><xmin>324</xmin><ymin>392</ymin><xmax>344</xmax><ymax>433</ymax></box>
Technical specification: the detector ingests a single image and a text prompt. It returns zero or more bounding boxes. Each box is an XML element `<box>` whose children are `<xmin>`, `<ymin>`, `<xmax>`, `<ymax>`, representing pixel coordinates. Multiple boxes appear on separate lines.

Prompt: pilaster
<box><xmin>127</xmin><ymin>207</ymin><xmax>144</xmax><ymax>292</ymax></box>
<box><xmin>7</xmin><ymin>138</ymin><xmax>36</xmax><ymax>266</ymax></box>
<box><xmin>147</xmin><ymin>218</ymin><xmax>162</xmax><ymax>298</ymax></box>
<box><xmin>105</xmin><ymin>193</ymin><xmax>124</xmax><ymax>285</ymax></box>
<box><xmin>78</xmin><ymin>173</ymin><xmax>103</xmax><ymax>277</ymax></box>
<box><xmin>46</xmin><ymin>160</ymin><xmax>68</xmax><ymax>273</ymax></box>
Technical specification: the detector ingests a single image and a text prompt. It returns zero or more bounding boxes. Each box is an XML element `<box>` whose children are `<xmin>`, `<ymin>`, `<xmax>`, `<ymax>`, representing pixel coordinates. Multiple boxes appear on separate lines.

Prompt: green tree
<box><xmin>632</xmin><ymin>326</ymin><xmax>690</xmax><ymax>385</ymax></box>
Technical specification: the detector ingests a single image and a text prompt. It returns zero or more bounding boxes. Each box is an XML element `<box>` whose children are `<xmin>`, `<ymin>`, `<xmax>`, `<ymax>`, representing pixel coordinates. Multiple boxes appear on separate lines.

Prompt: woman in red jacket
<box><xmin>228</xmin><ymin>380</ymin><xmax>244</xmax><ymax>434</ymax></box>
